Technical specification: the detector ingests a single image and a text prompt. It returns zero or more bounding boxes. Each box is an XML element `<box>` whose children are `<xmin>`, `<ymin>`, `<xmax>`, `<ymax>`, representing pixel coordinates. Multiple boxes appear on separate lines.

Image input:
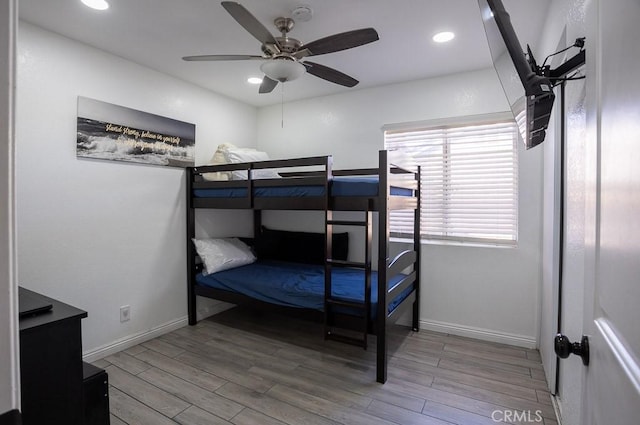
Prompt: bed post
<box><xmin>186</xmin><ymin>167</ymin><xmax>197</xmax><ymax>325</ymax></box>
<box><xmin>254</xmin><ymin>209</ymin><xmax>262</xmax><ymax>238</ymax></box>
<box><xmin>412</xmin><ymin>165</ymin><xmax>421</xmax><ymax>332</ymax></box>
<box><xmin>377</xmin><ymin>150</ymin><xmax>389</xmax><ymax>383</ymax></box>
<box><xmin>323</xmin><ymin>155</ymin><xmax>333</xmax><ymax>340</ymax></box>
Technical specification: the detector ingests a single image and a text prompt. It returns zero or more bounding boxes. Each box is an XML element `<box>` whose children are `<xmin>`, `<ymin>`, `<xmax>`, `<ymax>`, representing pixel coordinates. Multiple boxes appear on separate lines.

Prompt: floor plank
<box><xmin>106</xmin><ymin>365</ymin><xmax>190</xmax><ymax>418</ymax></box>
<box><xmin>248</xmin><ymin>365</ymin><xmax>374</xmax><ymax>410</ymax></box>
<box><xmin>134</xmin><ymin>349</ymin><xmax>227</xmax><ymax>393</ymax></box>
<box><xmin>367</xmin><ymin>399</ymin><xmax>453</xmax><ymax>425</ymax></box>
<box><xmin>422</xmin><ymin>400</ymin><xmax>499</xmax><ymax>425</ymax></box>
<box><xmin>430</xmin><ymin>378</ymin><xmax>556</xmax><ymax>420</ymax></box>
<box><xmin>174</xmin><ymin>405</ymin><xmax>233</xmax><ymax>425</ymax></box>
<box><xmin>109</xmin><ymin>413</ymin><xmax>127</xmax><ymax>425</ymax></box>
<box><xmin>266</xmin><ymin>383</ymin><xmax>397</xmax><ymax>425</ymax></box>
<box><xmin>142</xmin><ymin>337</ymin><xmax>187</xmax><ymax>358</ymax></box>
<box><xmin>101</xmin><ymin>306</ymin><xmax>557</xmax><ymax>425</ymax></box>
<box><xmin>230</xmin><ymin>408</ymin><xmax>288</xmax><ymax>425</ymax></box>
<box><xmin>104</xmin><ymin>351</ymin><xmax>151</xmax><ymax>375</ymax></box>
<box><xmin>137</xmin><ymin>367</ymin><xmax>244</xmax><ymax>420</ymax></box>
<box><xmin>108</xmin><ymin>386</ymin><xmax>181</xmax><ymax>425</ymax></box>
<box><xmin>215</xmin><ymin>382</ymin><xmax>340</xmax><ymax>425</ymax></box>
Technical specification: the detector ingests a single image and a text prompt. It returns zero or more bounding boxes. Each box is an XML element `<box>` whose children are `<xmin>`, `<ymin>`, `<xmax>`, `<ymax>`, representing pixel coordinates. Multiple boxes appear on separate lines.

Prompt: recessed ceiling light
<box><xmin>247</xmin><ymin>77</ymin><xmax>263</xmax><ymax>85</ymax></box>
<box><xmin>81</xmin><ymin>0</ymin><xmax>109</xmax><ymax>11</ymax></box>
<box><xmin>291</xmin><ymin>6</ymin><xmax>313</xmax><ymax>23</ymax></box>
<box><xmin>433</xmin><ymin>31</ymin><xmax>455</xmax><ymax>43</ymax></box>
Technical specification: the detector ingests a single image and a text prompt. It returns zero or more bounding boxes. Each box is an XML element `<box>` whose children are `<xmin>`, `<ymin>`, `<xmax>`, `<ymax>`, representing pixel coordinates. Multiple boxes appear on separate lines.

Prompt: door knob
<box><xmin>554</xmin><ymin>334</ymin><xmax>589</xmax><ymax>366</ymax></box>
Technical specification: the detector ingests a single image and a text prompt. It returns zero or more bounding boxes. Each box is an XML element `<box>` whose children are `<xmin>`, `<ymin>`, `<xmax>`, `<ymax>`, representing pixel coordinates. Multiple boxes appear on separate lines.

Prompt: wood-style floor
<box><xmin>94</xmin><ymin>307</ymin><xmax>557</xmax><ymax>425</ymax></box>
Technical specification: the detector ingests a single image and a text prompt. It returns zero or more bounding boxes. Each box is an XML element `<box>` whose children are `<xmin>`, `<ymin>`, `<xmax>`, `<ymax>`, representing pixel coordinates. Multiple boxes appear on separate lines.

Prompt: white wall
<box><xmin>257</xmin><ymin>69</ymin><xmax>544</xmax><ymax>347</ymax></box>
<box><xmin>0</xmin><ymin>0</ymin><xmax>19</xmax><ymax>415</ymax></box>
<box><xmin>15</xmin><ymin>23</ymin><xmax>257</xmax><ymax>359</ymax></box>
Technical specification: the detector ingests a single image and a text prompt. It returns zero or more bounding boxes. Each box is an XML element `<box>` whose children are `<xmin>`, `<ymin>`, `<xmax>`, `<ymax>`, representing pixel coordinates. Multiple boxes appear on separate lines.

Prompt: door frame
<box><xmin>0</xmin><ymin>0</ymin><xmax>20</xmax><ymax>416</ymax></box>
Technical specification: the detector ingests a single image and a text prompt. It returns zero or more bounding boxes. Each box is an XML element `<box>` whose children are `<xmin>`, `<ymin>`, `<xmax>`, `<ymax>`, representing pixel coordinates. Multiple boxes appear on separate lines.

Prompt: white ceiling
<box><xmin>18</xmin><ymin>0</ymin><xmax>551</xmax><ymax>107</ymax></box>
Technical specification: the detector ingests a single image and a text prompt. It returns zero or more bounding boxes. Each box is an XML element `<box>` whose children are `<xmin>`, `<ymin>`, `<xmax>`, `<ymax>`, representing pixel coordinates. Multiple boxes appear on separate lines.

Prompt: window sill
<box><xmin>390</xmin><ymin>237</ymin><xmax>517</xmax><ymax>249</ymax></box>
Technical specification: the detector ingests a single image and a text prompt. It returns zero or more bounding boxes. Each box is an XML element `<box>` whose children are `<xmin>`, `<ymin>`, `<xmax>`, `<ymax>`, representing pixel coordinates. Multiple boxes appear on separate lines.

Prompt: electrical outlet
<box><xmin>120</xmin><ymin>305</ymin><xmax>130</xmax><ymax>322</ymax></box>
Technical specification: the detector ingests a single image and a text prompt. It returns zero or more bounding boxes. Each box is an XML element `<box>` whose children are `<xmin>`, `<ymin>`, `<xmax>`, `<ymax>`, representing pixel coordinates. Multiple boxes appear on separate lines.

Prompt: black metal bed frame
<box><xmin>186</xmin><ymin>150</ymin><xmax>421</xmax><ymax>383</ymax></box>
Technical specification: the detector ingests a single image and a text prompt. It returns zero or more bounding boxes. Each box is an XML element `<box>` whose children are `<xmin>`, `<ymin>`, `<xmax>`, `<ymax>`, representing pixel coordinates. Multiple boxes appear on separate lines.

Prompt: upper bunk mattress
<box><xmin>195</xmin><ymin>260</ymin><xmax>413</xmax><ymax>316</ymax></box>
<box><xmin>193</xmin><ymin>176</ymin><xmax>413</xmax><ymax>199</ymax></box>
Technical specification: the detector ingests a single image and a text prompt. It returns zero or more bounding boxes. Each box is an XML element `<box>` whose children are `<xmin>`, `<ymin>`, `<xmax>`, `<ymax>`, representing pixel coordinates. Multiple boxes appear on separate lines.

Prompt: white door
<box><xmin>564</xmin><ymin>0</ymin><xmax>640</xmax><ymax>423</ymax></box>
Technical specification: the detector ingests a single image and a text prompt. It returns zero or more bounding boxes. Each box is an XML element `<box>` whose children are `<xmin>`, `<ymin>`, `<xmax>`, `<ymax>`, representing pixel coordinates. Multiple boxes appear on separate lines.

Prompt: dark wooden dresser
<box><xmin>18</xmin><ymin>287</ymin><xmax>87</xmax><ymax>425</ymax></box>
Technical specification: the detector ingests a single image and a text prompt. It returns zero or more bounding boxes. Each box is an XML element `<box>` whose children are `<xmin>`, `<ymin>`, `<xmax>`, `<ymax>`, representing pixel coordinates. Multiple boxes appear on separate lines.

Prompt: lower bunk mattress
<box><xmin>195</xmin><ymin>260</ymin><xmax>414</xmax><ymax>317</ymax></box>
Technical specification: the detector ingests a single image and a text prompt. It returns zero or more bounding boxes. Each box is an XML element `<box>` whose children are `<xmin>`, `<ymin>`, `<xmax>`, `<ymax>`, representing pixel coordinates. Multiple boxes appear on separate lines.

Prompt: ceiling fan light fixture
<box><xmin>81</xmin><ymin>0</ymin><xmax>109</xmax><ymax>11</ymax></box>
<box><xmin>260</xmin><ymin>59</ymin><xmax>306</xmax><ymax>82</ymax></box>
<box><xmin>247</xmin><ymin>77</ymin><xmax>263</xmax><ymax>84</ymax></box>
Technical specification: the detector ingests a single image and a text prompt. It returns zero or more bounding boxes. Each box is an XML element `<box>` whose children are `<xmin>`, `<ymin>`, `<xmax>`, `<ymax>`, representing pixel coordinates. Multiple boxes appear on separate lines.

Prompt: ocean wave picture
<box><xmin>76</xmin><ymin>97</ymin><xmax>195</xmax><ymax>167</ymax></box>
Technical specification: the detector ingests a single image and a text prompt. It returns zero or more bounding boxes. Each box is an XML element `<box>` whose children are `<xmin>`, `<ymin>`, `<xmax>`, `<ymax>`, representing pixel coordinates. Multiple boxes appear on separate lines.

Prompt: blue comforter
<box><xmin>195</xmin><ymin>260</ymin><xmax>413</xmax><ymax>315</ymax></box>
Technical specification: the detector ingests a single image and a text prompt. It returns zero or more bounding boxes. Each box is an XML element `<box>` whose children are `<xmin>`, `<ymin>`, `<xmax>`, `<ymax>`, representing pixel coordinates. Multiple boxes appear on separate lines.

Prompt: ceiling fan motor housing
<box><xmin>275</xmin><ymin>17</ymin><xmax>295</xmax><ymax>35</ymax></box>
<box><xmin>274</xmin><ymin>37</ymin><xmax>302</xmax><ymax>55</ymax></box>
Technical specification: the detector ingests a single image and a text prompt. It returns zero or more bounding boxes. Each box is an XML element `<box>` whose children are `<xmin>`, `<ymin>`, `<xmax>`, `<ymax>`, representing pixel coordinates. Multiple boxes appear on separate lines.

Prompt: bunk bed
<box><xmin>186</xmin><ymin>150</ymin><xmax>421</xmax><ymax>383</ymax></box>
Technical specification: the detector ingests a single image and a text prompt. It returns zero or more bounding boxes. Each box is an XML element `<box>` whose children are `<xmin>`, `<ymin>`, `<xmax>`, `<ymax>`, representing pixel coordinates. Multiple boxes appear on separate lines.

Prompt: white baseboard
<box><xmin>82</xmin><ymin>316</ymin><xmax>188</xmax><ymax>363</ymax></box>
<box><xmin>551</xmin><ymin>394</ymin><xmax>563</xmax><ymax>424</ymax></box>
<box><xmin>82</xmin><ymin>312</ymin><xmax>536</xmax><ymax>363</ymax></box>
<box><xmin>419</xmin><ymin>319</ymin><xmax>537</xmax><ymax>349</ymax></box>
<box><xmin>82</xmin><ymin>303</ymin><xmax>236</xmax><ymax>363</ymax></box>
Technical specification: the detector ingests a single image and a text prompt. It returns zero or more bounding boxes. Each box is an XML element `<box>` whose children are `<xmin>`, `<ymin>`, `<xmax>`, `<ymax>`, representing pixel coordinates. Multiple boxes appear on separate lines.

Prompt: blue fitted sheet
<box><xmin>331</xmin><ymin>177</ymin><xmax>407</xmax><ymax>197</ymax></box>
<box><xmin>193</xmin><ymin>177</ymin><xmax>412</xmax><ymax>199</ymax></box>
<box><xmin>195</xmin><ymin>260</ymin><xmax>414</xmax><ymax>316</ymax></box>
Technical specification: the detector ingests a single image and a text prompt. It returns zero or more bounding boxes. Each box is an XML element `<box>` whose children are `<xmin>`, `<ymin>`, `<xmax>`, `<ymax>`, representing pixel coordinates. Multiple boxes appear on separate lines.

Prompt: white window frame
<box><xmin>383</xmin><ymin>113</ymin><xmax>519</xmax><ymax>247</ymax></box>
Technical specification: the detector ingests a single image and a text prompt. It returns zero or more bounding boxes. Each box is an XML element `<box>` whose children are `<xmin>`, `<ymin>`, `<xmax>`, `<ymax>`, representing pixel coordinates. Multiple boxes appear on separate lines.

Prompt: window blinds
<box><xmin>385</xmin><ymin>118</ymin><xmax>518</xmax><ymax>245</ymax></box>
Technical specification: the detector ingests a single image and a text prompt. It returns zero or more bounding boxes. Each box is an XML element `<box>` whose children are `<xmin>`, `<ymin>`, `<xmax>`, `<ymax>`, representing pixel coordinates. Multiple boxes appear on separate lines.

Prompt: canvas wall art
<box><xmin>76</xmin><ymin>96</ymin><xmax>195</xmax><ymax>167</ymax></box>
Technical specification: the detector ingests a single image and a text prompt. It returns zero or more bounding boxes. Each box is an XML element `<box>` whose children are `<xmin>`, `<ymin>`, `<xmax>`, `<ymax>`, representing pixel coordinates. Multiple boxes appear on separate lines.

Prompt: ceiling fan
<box><xmin>182</xmin><ymin>1</ymin><xmax>380</xmax><ymax>94</ymax></box>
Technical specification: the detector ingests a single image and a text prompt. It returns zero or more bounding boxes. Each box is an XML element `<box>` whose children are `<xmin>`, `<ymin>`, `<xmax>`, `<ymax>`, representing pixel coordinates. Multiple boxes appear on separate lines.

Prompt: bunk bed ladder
<box><xmin>324</xmin><ymin>204</ymin><xmax>373</xmax><ymax>349</ymax></box>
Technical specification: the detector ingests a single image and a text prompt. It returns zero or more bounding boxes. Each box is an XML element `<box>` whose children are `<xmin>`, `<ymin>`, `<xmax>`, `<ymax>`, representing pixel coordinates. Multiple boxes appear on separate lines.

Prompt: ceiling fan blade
<box><xmin>303</xmin><ymin>61</ymin><xmax>359</xmax><ymax>87</ymax></box>
<box><xmin>259</xmin><ymin>76</ymin><xmax>279</xmax><ymax>94</ymax></box>
<box><xmin>221</xmin><ymin>1</ymin><xmax>279</xmax><ymax>46</ymax></box>
<box><xmin>301</xmin><ymin>28</ymin><xmax>379</xmax><ymax>56</ymax></box>
<box><xmin>182</xmin><ymin>54</ymin><xmax>263</xmax><ymax>61</ymax></box>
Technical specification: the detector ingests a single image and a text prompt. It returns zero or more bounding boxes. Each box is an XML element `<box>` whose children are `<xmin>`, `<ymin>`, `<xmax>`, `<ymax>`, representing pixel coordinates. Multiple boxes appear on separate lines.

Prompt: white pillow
<box><xmin>192</xmin><ymin>237</ymin><xmax>256</xmax><ymax>275</ymax></box>
<box><xmin>224</xmin><ymin>147</ymin><xmax>280</xmax><ymax>180</ymax></box>
<box><xmin>202</xmin><ymin>143</ymin><xmax>236</xmax><ymax>181</ymax></box>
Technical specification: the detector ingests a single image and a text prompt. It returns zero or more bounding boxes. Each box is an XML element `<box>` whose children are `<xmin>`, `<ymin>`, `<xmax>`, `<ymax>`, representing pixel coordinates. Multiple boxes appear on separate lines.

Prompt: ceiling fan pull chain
<box><xmin>281</xmin><ymin>83</ymin><xmax>285</xmax><ymax>128</ymax></box>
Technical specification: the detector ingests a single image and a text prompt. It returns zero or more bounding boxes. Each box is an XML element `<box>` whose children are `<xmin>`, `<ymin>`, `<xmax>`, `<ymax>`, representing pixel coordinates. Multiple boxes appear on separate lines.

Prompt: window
<box><xmin>384</xmin><ymin>114</ymin><xmax>518</xmax><ymax>246</ymax></box>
